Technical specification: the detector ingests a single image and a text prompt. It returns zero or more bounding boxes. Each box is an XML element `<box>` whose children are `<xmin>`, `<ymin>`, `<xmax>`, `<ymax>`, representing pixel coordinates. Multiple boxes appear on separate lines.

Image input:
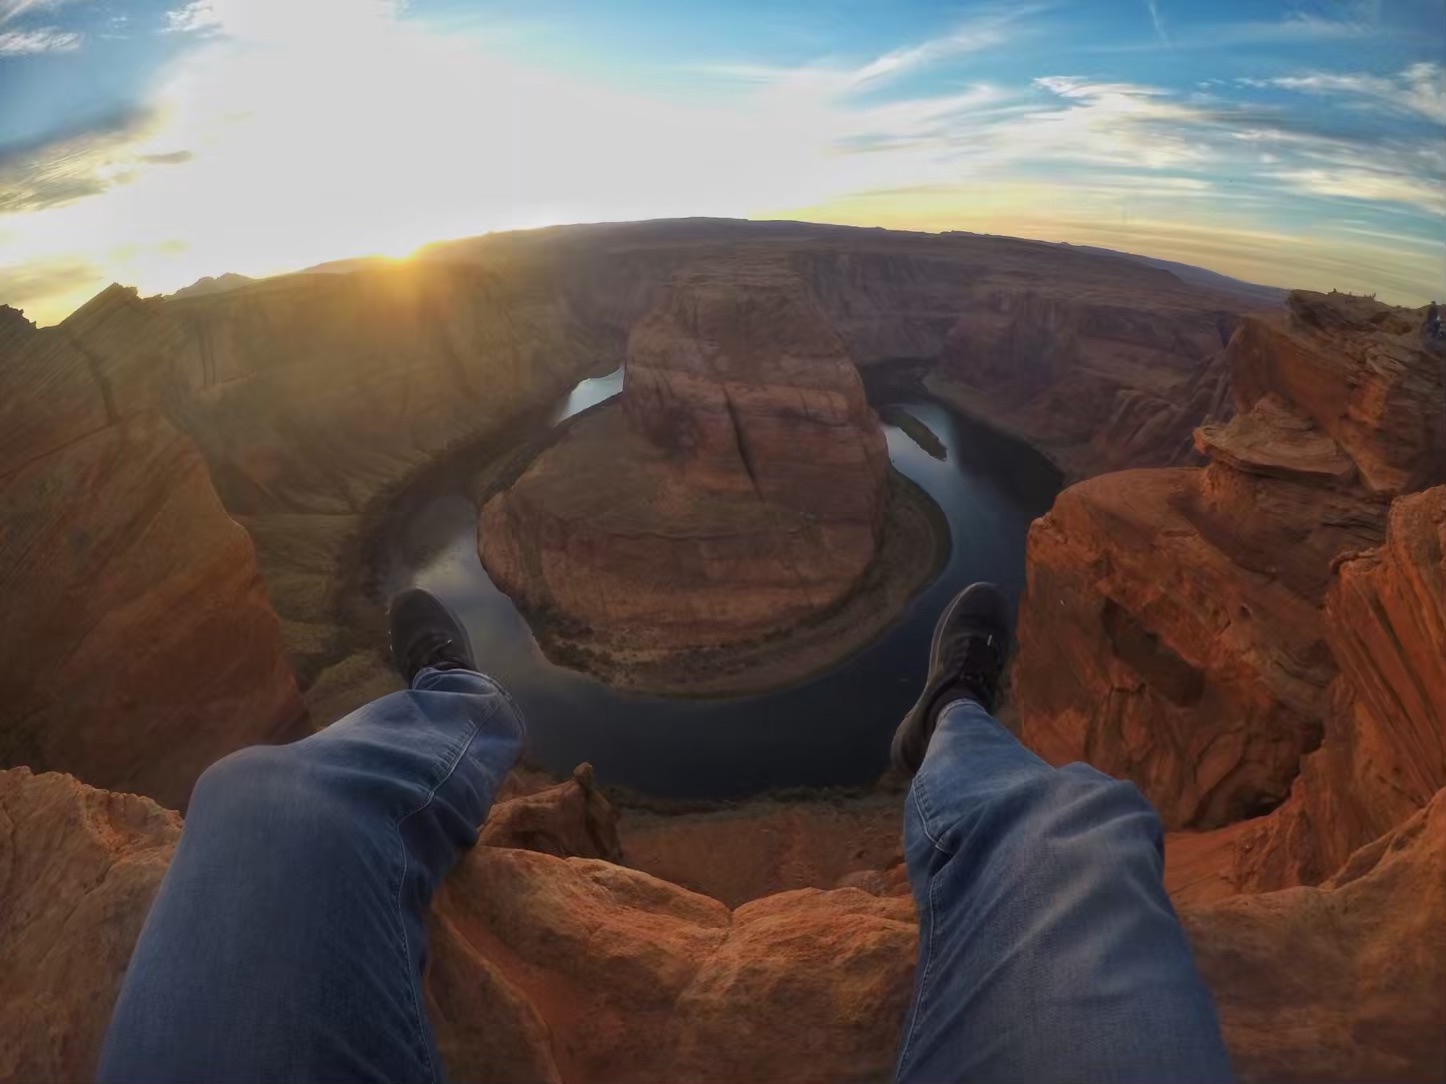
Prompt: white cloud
<box><xmin>2</xmin><ymin>0</ymin><xmax>1442</xmax><ymax>322</ymax></box>
<box><xmin>1258</xmin><ymin>63</ymin><xmax>1446</xmax><ymax>124</ymax></box>
<box><xmin>1270</xmin><ymin>167</ymin><xmax>1446</xmax><ymax>213</ymax></box>
<box><xmin>163</xmin><ymin>0</ymin><xmax>219</xmax><ymax>34</ymax></box>
<box><xmin>0</xmin><ymin>25</ymin><xmax>77</xmax><ymax>52</ymax></box>
<box><xmin>0</xmin><ymin>0</ymin><xmax>79</xmax><ymax>27</ymax></box>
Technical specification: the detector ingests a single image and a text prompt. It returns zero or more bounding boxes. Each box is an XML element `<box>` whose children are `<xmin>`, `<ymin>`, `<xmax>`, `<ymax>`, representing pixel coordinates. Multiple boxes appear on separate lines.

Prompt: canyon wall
<box><xmin>479</xmin><ymin>262</ymin><xmax>890</xmax><ymax>652</ymax></box>
<box><xmin>0</xmin><ymin>290</ymin><xmax>306</xmax><ymax>810</ymax></box>
<box><xmin>1014</xmin><ymin>291</ymin><xmax>1445</xmax><ymax>890</ymax></box>
<box><xmin>433</xmin><ymin>220</ymin><xmax>1257</xmax><ymax>478</ymax></box>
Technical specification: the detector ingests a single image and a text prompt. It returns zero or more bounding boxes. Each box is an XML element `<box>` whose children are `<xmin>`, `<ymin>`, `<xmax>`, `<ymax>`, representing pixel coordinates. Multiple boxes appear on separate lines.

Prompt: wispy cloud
<box><xmin>1094</xmin><ymin>10</ymin><xmax>1383</xmax><ymax>52</ymax></box>
<box><xmin>1244</xmin><ymin>63</ymin><xmax>1446</xmax><ymax>124</ymax></box>
<box><xmin>1144</xmin><ymin>0</ymin><xmax>1169</xmax><ymax>46</ymax></box>
<box><xmin>0</xmin><ymin>0</ymin><xmax>80</xmax><ymax>27</ymax></box>
<box><xmin>2</xmin><ymin>0</ymin><xmax>1442</xmax><ymax>322</ymax></box>
<box><xmin>0</xmin><ymin>25</ymin><xmax>77</xmax><ymax>52</ymax></box>
<box><xmin>707</xmin><ymin>4</ymin><xmax>1049</xmax><ymax>96</ymax></box>
<box><xmin>0</xmin><ymin>110</ymin><xmax>180</xmax><ymax>212</ymax></box>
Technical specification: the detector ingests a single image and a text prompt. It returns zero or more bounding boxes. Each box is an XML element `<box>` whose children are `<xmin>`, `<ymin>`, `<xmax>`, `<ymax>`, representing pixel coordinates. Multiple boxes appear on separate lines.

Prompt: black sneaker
<box><xmin>890</xmin><ymin>582</ymin><xmax>1012</xmax><ymax>776</ymax></box>
<box><xmin>388</xmin><ymin>588</ymin><xmax>476</xmax><ymax>685</ymax></box>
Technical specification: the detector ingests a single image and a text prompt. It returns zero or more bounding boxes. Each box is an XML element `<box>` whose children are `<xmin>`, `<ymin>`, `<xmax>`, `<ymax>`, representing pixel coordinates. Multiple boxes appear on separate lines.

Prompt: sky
<box><xmin>1</xmin><ymin>0</ymin><xmax>1443</xmax><ymax>325</ymax></box>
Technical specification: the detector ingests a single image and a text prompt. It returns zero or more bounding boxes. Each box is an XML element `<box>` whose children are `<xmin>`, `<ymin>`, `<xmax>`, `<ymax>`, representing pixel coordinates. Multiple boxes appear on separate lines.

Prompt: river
<box><xmin>382</xmin><ymin>363</ymin><xmax>1060</xmax><ymax>798</ymax></box>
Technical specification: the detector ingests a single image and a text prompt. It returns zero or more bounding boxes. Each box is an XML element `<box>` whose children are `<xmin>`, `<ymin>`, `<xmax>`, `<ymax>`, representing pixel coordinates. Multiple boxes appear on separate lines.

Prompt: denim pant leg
<box><xmin>895</xmin><ymin>699</ymin><xmax>1232</xmax><ymax>1084</ymax></box>
<box><xmin>97</xmin><ymin>667</ymin><xmax>525</xmax><ymax>1084</ymax></box>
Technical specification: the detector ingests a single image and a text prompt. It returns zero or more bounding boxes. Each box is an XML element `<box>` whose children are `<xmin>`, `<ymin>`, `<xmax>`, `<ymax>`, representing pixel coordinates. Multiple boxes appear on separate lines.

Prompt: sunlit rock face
<box><xmin>1014</xmin><ymin>291</ymin><xmax>1445</xmax><ymax>862</ymax></box>
<box><xmin>479</xmin><ymin>261</ymin><xmax>890</xmax><ymax>652</ymax></box>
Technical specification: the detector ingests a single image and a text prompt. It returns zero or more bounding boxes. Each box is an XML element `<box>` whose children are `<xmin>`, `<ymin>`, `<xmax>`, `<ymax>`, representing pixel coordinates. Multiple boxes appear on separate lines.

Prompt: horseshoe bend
<box><xmin>1</xmin><ymin>219</ymin><xmax>1443</xmax><ymax>1082</ymax></box>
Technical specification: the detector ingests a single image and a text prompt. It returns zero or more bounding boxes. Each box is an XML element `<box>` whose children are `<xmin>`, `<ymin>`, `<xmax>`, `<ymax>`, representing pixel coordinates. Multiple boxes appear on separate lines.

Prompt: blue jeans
<box><xmin>896</xmin><ymin>699</ymin><xmax>1232</xmax><ymax>1083</ymax></box>
<box><xmin>99</xmin><ymin>677</ymin><xmax>1230</xmax><ymax>1083</ymax></box>
<box><xmin>98</xmin><ymin>668</ymin><xmax>525</xmax><ymax>1084</ymax></box>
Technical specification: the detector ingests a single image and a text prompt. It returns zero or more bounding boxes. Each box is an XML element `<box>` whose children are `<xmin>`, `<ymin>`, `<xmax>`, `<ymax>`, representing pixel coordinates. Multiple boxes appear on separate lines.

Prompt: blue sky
<box><xmin>1</xmin><ymin>0</ymin><xmax>1443</xmax><ymax>323</ymax></box>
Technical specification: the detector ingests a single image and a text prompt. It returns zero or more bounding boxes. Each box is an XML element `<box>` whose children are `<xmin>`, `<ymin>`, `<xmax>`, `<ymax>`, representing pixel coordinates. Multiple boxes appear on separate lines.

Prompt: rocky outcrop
<box><xmin>7</xmin><ymin>765</ymin><xmax>1441</xmax><ymax>1084</ymax></box>
<box><xmin>480</xmin><ymin>763</ymin><xmax>623</xmax><ymax>861</ymax></box>
<box><xmin>620</xmin><ymin>793</ymin><xmax>905</xmax><ymax>907</ymax></box>
<box><xmin>1181</xmin><ymin>790</ymin><xmax>1446</xmax><ymax>1083</ymax></box>
<box><xmin>0</xmin><ymin>768</ymin><xmax>180</xmax><ymax>1083</ymax></box>
<box><xmin>1218</xmin><ymin>484</ymin><xmax>1446</xmax><ymax>889</ymax></box>
<box><xmin>479</xmin><ymin>262</ymin><xmax>890</xmax><ymax>653</ymax></box>
<box><xmin>430</xmin><ymin>847</ymin><xmax>917</xmax><ymax>1084</ymax></box>
<box><xmin>1014</xmin><ymin>292</ymin><xmax>1444</xmax><ymax>836</ymax></box>
<box><xmin>0</xmin><ymin>288</ymin><xmax>306</xmax><ymax>810</ymax></box>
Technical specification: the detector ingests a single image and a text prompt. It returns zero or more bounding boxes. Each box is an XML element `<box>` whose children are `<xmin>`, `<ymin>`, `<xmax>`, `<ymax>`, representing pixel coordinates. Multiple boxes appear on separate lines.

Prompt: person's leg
<box><xmin>895</xmin><ymin>699</ymin><xmax>1232</xmax><ymax>1083</ymax></box>
<box><xmin>99</xmin><ymin>593</ymin><xmax>523</xmax><ymax>1084</ymax></box>
<box><xmin>892</xmin><ymin>585</ymin><xmax>1231</xmax><ymax>1084</ymax></box>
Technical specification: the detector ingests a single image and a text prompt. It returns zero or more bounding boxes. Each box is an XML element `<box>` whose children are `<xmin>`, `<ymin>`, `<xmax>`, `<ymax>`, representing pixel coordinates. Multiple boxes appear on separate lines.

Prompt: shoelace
<box><xmin>942</xmin><ymin>633</ymin><xmax>1001</xmax><ymax>689</ymax></box>
<box><xmin>412</xmin><ymin>631</ymin><xmax>464</xmax><ymax>667</ymax></box>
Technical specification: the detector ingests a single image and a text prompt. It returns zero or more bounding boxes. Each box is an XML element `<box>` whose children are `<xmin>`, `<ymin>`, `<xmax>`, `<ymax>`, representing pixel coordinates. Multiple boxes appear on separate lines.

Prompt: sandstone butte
<box><xmin>478</xmin><ymin>261</ymin><xmax>892</xmax><ymax>654</ymax></box>
<box><xmin>0</xmin><ymin>221</ymin><xmax>1443</xmax><ymax>1081</ymax></box>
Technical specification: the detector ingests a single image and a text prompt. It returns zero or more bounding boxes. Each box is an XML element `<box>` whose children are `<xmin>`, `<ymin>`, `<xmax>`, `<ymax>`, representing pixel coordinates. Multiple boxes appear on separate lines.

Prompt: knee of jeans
<box><xmin>1036</xmin><ymin>764</ymin><xmax>1165</xmax><ymax>849</ymax></box>
<box><xmin>189</xmin><ymin>745</ymin><xmax>331</xmax><ymax>837</ymax></box>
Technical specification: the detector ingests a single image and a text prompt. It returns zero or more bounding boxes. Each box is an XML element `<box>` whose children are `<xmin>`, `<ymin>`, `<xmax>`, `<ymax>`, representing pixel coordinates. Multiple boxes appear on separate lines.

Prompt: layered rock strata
<box><xmin>1014</xmin><ymin>292</ymin><xmax>1444</xmax><ymax>888</ymax></box>
<box><xmin>479</xmin><ymin>263</ymin><xmax>890</xmax><ymax>652</ymax></box>
<box><xmin>0</xmin><ymin>289</ymin><xmax>305</xmax><ymax>809</ymax></box>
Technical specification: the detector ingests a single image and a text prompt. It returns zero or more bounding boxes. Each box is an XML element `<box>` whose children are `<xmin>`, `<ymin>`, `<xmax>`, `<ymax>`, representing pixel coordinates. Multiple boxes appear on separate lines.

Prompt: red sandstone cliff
<box><xmin>479</xmin><ymin>262</ymin><xmax>890</xmax><ymax>651</ymax></box>
<box><xmin>0</xmin><ymin>288</ymin><xmax>306</xmax><ymax>810</ymax></box>
<box><xmin>1015</xmin><ymin>292</ymin><xmax>1444</xmax><ymax>892</ymax></box>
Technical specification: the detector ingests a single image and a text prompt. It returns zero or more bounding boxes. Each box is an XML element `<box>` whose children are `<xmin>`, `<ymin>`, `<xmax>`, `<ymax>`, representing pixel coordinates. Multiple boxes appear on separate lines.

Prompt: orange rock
<box><xmin>3</xmin><ymin>767</ymin><xmax>1439</xmax><ymax>1084</ymax></box>
<box><xmin>429</xmin><ymin>847</ymin><xmax>917</xmax><ymax>1083</ymax></box>
<box><xmin>1013</xmin><ymin>467</ymin><xmax>1340</xmax><ymax>828</ymax></box>
<box><xmin>1014</xmin><ymin>291</ymin><xmax>1443</xmax><ymax>836</ymax></box>
<box><xmin>1226</xmin><ymin>485</ymin><xmax>1446</xmax><ymax>888</ymax></box>
<box><xmin>1181</xmin><ymin>789</ymin><xmax>1446</xmax><ymax>1083</ymax></box>
<box><xmin>620</xmin><ymin>794</ymin><xmax>905</xmax><ymax>907</ymax></box>
<box><xmin>479</xmin><ymin>262</ymin><xmax>889</xmax><ymax>652</ymax></box>
<box><xmin>0</xmin><ymin>291</ymin><xmax>306</xmax><ymax>809</ymax></box>
<box><xmin>480</xmin><ymin>763</ymin><xmax>623</xmax><ymax>861</ymax></box>
<box><xmin>1230</xmin><ymin>292</ymin><xmax>1446</xmax><ymax>494</ymax></box>
<box><xmin>0</xmin><ymin>768</ymin><xmax>179</xmax><ymax>1083</ymax></box>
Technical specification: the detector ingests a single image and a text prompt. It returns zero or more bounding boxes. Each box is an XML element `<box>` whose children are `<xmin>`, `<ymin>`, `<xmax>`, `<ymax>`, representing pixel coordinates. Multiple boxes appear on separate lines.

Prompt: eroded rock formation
<box><xmin>0</xmin><ymin>768</ymin><xmax>181</xmax><ymax>1083</ymax></box>
<box><xmin>479</xmin><ymin>262</ymin><xmax>890</xmax><ymax>652</ymax></box>
<box><xmin>0</xmin><ymin>288</ymin><xmax>306</xmax><ymax>809</ymax></box>
<box><xmin>1014</xmin><ymin>292</ymin><xmax>1444</xmax><ymax>839</ymax></box>
<box><xmin>6</xmin><ymin>761</ymin><xmax>1442</xmax><ymax>1083</ymax></box>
